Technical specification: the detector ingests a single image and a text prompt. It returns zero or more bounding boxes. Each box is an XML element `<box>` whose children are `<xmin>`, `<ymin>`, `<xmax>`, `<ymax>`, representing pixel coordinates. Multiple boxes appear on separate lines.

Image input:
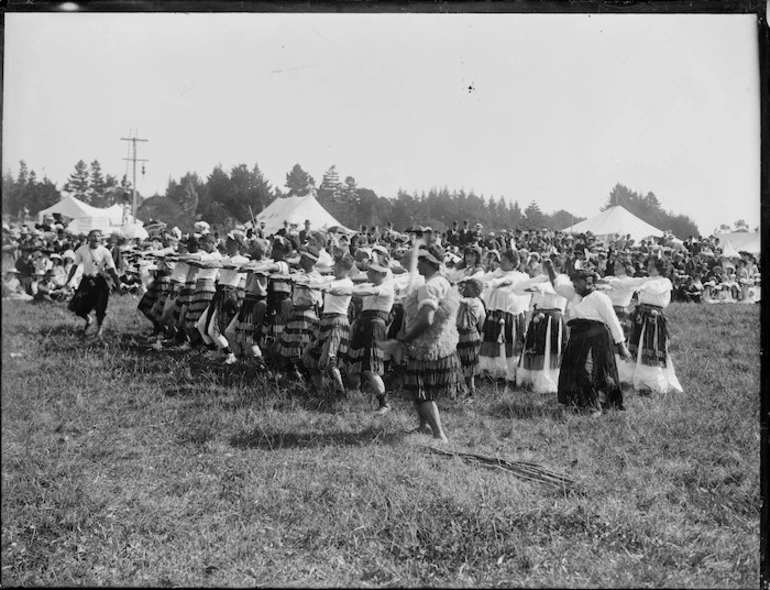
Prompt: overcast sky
<box><xmin>3</xmin><ymin>11</ymin><xmax>760</xmax><ymax>235</ymax></box>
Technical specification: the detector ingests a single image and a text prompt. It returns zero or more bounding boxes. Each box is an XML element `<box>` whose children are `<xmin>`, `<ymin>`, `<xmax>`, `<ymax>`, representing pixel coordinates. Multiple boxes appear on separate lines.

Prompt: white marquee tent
<box><xmin>37</xmin><ymin>195</ymin><xmax>141</xmax><ymax>236</ymax></box>
<box><xmin>715</xmin><ymin>231</ymin><xmax>761</xmax><ymax>256</ymax></box>
<box><xmin>247</xmin><ymin>194</ymin><xmax>350</xmax><ymax>235</ymax></box>
<box><xmin>38</xmin><ymin>194</ymin><xmax>101</xmax><ymax>223</ymax></box>
<box><xmin>561</xmin><ymin>205</ymin><xmax>664</xmax><ymax>242</ymax></box>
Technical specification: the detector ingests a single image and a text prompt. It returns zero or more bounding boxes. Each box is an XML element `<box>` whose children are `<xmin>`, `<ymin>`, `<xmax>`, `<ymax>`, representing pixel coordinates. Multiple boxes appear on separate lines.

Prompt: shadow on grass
<box><xmin>229</xmin><ymin>424</ymin><xmax>405</xmax><ymax>450</ymax></box>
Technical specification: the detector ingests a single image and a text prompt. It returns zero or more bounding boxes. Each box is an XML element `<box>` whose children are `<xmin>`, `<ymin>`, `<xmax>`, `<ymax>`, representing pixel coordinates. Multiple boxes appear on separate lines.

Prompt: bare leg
<box><xmin>329</xmin><ymin>367</ymin><xmax>345</xmax><ymax>395</ymax></box>
<box><xmin>411</xmin><ymin>401</ymin><xmax>432</xmax><ymax>435</ymax></box>
<box><xmin>422</xmin><ymin>401</ymin><xmax>448</xmax><ymax>442</ymax></box>
<box><xmin>80</xmin><ymin>313</ymin><xmax>93</xmax><ymax>336</ymax></box>
<box><xmin>365</xmin><ymin>371</ymin><xmax>389</xmax><ymax>413</ymax></box>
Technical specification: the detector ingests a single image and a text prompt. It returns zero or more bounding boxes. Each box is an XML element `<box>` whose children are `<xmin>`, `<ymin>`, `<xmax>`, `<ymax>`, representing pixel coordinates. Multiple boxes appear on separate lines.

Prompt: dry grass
<box><xmin>1</xmin><ymin>295</ymin><xmax>760</xmax><ymax>587</ymax></box>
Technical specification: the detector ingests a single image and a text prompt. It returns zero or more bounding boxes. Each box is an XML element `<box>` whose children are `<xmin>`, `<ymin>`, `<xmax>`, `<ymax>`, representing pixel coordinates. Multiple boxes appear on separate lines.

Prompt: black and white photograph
<box><xmin>1</xmin><ymin>4</ymin><xmax>763</xmax><ymax>587</ymax></box>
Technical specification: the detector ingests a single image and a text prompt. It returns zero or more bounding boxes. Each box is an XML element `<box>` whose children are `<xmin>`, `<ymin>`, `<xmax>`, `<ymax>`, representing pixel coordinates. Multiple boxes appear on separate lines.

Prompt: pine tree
<box><xmin>88</xmin><ymin>160</ymin><xmax>107</xmax><ymax>206</ymax></box>
<box><xmin>524</xmin><ymin>200</ymin><xmax>545</xmax><ymax>229</ymax></box>
<box><xmin>16</xmin><ymin>160</ymin><xmax>29</xmax><ymax>187</ymax></box>
<box><xmin>318</xmin><ymin>165</ymin><xmax>343</xmax><ymax>207</ymax></box>
<box><xmin>252</xmin><ymin>162</ymin><xmax>274</xmax><ymax>212</ymax></box>
<box><xmin>284</xmin><ymin>164</ymin><xmax>316</xmax><ymax>196</ymax></box>
<box><xmin>63</xmin><ymin>160</ymin><xmax>90</xmax><ymax>202</ymax></box>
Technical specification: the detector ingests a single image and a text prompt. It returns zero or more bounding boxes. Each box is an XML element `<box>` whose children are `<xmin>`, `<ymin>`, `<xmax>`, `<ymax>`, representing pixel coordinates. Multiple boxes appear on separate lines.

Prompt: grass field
<box><xmin>1</xmin><ymin>295</ymin><xmax>760</xmax><ymax>587</ymax></box>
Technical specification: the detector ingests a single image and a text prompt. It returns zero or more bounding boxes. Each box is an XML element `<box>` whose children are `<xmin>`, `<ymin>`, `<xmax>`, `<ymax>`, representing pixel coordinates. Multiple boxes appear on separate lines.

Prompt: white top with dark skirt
<box><xmin>554</xmin><ymin>275</ymin><xmax>626</xmax><ymax>344</ymax></box>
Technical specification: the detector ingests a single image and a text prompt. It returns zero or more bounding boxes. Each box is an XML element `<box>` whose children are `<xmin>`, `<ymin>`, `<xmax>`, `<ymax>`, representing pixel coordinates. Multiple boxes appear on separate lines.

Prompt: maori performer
<box><xmin>303</xmin><ymin>252</ymin><xmax>355</xmax><ymax>396</ymax></box>
<box><xmin>65</xmin><ymin>229</ymin><xmax>122</xmax><ymax>339</ymax></box>
<box><xmin>398</xmin><ymin>244</ymin><xmax>463</xmax><ymax>442</ymax></box>
<box><xmin>545</xmin><ymin>259</ymin><xmax>631</xmax><ymax>415</ymax></box>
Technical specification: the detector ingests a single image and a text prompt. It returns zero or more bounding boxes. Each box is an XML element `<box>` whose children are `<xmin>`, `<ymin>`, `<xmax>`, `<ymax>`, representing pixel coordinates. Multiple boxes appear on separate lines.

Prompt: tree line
<box><xmin>3</xmin><ymin>159</ymin><xmax>720</xmax><ymax>239</ymax></box>
<box><xmin>2</xmin><ymin>160</ymin><xmax>133</xmax><ymax>218</ymax></box>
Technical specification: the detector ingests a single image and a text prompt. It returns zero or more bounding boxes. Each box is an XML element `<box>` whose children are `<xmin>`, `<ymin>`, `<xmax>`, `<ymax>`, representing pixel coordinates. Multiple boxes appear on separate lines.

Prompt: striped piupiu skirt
<box><xmin>628</xmin><ymin>303</ymin><xmax>669</xmax><ymax>368</ymax></box>
<box><xmin>232</xmin><ymin>293</ymin><xmax>267</xmax><ymax>347</ymax></box>
<box><xmin>162</xmin><ymin>280</ymin><xmax>185</xmax><ymax>325</ymax></box>
<box><xmin>479</xmin><ymin>309</ymin><xmax>527</xmax><ymax>359</ymax></box>
<box><xmin>404</xmin><ymin>352</ymin><xmax>463</xmax><ymax>403</ymax></box>
<box><xmin>275</xmin><ymin>305</ymin><xmax>320</xmax><ymax>363</ymax></box>
<box><xmin>184</xmin><ymin>278</ymin><xmax>216</xmax><ymax>330</ymax></box>
<box><xmin>614</xmin><ymin>305</ymin><xmax>632</xmax><ymax>342</ymax></box>
<box><xmin>137</xmin><ymin>271</ymin><xmax>170</xmax><ymax>321</ymax></box>
<box><xmin>148</xmin><ymin>274</ymin><xmax>175</xmax><ymax>322</ymax></box>
<box><xmin>456</xmin><ymin>303</ymin><xmax>482</xmax><ymax>377</ymax></box>
<box><xmin>262</xmin><ymin>290</ymin><xmax>291</xmax><ymax>344</ymax></box>
<box><xmin>519</xmin><ymin>308</ymin><xmax>566</xmax><ymax>371</ymax></box>
<box><xmin>344</xmin><ymin>310</ymin><xmax>388</xmax><ymax>376</ymax></box>
<box><xmin>202</xmin><ymin>284</ymin><xmax>242</xmax><ymax>335</ymax></box>
<box><xmin>558</xmin><ymin>318</ymin><xmax>623</xmax><ymax>410</ymax></box>
<box><xmin>303</xmin><ymin>312</ymin><xmax>351</xmax><ymax>373</ymax></box>
<box><xmin>177</xmin><ymin>279</ymin><xmax>196</xmax><ymax>308</ymax></box>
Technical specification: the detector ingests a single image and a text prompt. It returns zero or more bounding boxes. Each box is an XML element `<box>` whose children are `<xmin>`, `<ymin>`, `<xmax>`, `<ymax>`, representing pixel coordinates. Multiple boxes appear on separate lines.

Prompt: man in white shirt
<box><xmin>65</xmin><ymin>229</ymin><xmax>122</xmax><ymax>338</ymax></box>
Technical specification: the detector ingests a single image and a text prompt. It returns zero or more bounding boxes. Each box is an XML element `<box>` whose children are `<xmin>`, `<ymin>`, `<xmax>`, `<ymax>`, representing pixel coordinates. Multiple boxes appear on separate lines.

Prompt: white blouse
<box><xmin>320</xmin><ymin>277</ymin><xmax>354</xmax><ymax>315</ymax></box>
<box><xmin>636</xmin><ymin>276</ymin><xmax>673</xmax><ymax>308</ymax></box>
<box><xmin>520</xmin><ymin>278</ymin><xmax>567</xmax><ymax>312</ymax></box>
<box><xmin>218</xmin><ymin>254</ymin><xmax>249</xmax><ymax>288</ymax></box>
<box><xmin>480</xmin><ymin>269</ymin><xmax>531</xmax><ymax>314</ymax></box>
<box><xmin>601</xmin><ymin>275</ymin><xmax>646</xmax><ymax>308</ymax></box>
<box><xmin>359</xmin><ymin>280</ymin><xmax>395</xmax><ymax>312</ymax></box>
<box><xmin>196</xmin><ymin>251</ymin><xmax>223</xmax><ymax>282</ymax></box>
<box><xmin>554</xmin><ymin>275</ymin><xmax>626</xmax><ymax>344</ymax></box>
<box><xmin>292</xmin><ymin>270</ymin><xmax>324</xmax><ymax>307</ymax></box>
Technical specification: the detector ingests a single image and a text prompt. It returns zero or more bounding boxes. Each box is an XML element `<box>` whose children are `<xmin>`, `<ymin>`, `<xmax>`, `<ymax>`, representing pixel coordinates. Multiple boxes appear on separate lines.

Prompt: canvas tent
<box><xmin>248</xmin><ymin>194</ymin><xmax>350</xmax><ymax>235</ymax></box>
<box><xmin>37</xmin><ymin>195</ymin><xmax>140</xmax><ymax>235</ymax></box>
<box><xmin>38</xmin><ymin>194</ymin><xmax>98</xmax><ymax>223</ymax></box>
<box><xmin>561</xmin><ymin>205</ymin><xmax>664</xmax><ymax>242</ymax></box>
<box><xmin>715</xmin><ymin>231</ymin><xmax>760</xmax><ymax>256</ymax></box>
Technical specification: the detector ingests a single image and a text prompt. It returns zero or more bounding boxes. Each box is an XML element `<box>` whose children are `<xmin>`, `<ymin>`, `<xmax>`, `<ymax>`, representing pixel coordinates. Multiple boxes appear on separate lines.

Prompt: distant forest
<box><xmin>3</xmin><ymin>159</ymin><xmax>708</xmax><ymax>238</ymax></box>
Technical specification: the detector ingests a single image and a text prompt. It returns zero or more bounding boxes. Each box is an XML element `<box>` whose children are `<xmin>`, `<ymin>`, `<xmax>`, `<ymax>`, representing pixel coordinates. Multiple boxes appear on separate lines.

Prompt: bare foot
<box><xmin>81</xmin><ymin>316</ymin><xmax>93</xmax><ymax>336</ymax></box>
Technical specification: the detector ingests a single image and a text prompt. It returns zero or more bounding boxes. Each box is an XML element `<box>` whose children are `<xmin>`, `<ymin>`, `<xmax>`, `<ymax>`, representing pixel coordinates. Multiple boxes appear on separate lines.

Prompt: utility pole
<box><xmin>120</xmin><ymin>131</ymin><xmax>149</xmax><ymax>221</ymax></box>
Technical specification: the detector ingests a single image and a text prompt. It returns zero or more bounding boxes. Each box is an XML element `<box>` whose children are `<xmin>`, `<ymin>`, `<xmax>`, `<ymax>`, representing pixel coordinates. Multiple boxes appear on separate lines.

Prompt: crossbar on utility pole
<box><xmin>120</xmin><ymin>134</ymin><xmax>149</xmax><ymax>221</ymax></box>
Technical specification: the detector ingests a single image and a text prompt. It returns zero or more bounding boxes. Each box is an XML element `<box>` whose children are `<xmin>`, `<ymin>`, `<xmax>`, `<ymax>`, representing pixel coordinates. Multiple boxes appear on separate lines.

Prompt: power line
<box><xmin>120</xmin><ymin>130</ymin><xmax>149</xmax><ymax>220</ymax></box>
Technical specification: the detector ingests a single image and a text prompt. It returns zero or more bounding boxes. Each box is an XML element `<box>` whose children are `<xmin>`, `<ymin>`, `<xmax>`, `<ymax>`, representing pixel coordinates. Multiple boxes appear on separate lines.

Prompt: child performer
<box><xmin>225</xmin><ymin>238</ymin><xmax>270</xmax><ymax>367</ymax></box>
<box><xmin>262</xmin><ymin>237</ymin><xmax>293</xmax><ymax>361</ymax></box>
<box><xmin>515</xmin><ymin>266</ymin><xmax>567</xmax><ymax>394</ymax></box>
<box><xmin>596</xmin><ymin>260</ymin><xmax>639</xmax><ymax>386</ymax></box>
<box><xmin>626</xmin><ymin>257</ymin><xmax>684</xmax><ymax>395</ymax></box>
<box><xmin>183</xmin><ymin>234</ymin><xmax>222</xmax><ymax>350</ymax></box>
<box><xmin>477</xmin><ymin>249</ymin><xmax>530</xmax><ymax>384</ymax></box>
<box><xmin>303</xmin><ymin>252</ymin><xmax>355</xmax><ymax>395</ymax></box>
<box><xmin>198</xmin><ymin>232</ymin><xmax>249</xmax><ymax>364</ymax></box>
<box><xmin>274</xmin><ymin>247</ymin><xmax>323</xmax><ymax>381</ymax></box>
<box><xmin>456</xmin><ymin>277</ymin><xmax>486</xmax><ymax>398</ymax></box>
<box><xmin>344</xmin><ymin>251</ymin><xmax>395</xmax><ymax>414</ymax></box>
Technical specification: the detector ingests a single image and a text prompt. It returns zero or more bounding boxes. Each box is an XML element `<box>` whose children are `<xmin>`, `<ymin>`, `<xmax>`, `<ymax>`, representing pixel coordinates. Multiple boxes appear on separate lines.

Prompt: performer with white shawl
<box><xmin>596</xmin><ymin>260</ymin><xmax>640</xmax><ymax>386</ymax></box>
<box><xmin>515</xmin><ymin>270</ymin><xmax>568</xmax><ymax>394</ymax></box>
<box><xmin>625</xmin><ymin>257</ymin><xmax>684</xmax><ymax>395</ymax></box>
<box><xmin>477</xmin><ymin>249</ymin><xmax>530</xmax><ymax>384</ymax></box>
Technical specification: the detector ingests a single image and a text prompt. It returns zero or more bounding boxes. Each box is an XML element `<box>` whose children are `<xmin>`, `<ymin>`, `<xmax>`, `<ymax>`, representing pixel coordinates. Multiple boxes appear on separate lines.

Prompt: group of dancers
<box><xmin>117</xmin><ymin>225</ymin><xmax>684</xmax><ymax>430</ymax></box>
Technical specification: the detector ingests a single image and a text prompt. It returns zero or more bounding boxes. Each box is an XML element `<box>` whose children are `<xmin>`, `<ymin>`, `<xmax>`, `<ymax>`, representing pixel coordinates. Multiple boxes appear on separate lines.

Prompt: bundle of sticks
<box><xmin>427</xmin><ymin>447</ymin><xmax>580</xmax><ymax>493</ymax></box>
